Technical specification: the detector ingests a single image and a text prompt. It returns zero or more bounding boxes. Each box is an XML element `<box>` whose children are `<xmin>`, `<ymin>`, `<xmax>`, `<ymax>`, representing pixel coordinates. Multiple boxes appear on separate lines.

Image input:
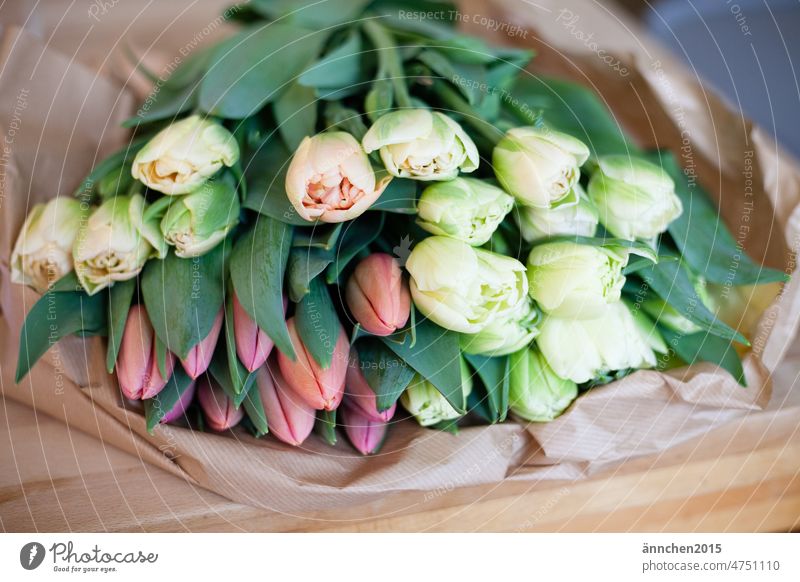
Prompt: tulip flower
<box><xmin>527</xmin><ymin>241</ymin><xmax>628</xmax><ymax>319</ymax></box>
<box><xmin>180</xmin><ymin>309</ymin><xmax>223</xmax><ymax>379</ymax></box>
<box><xmin>460</xmin><ymin>299</ymin><xmax>539</xmax><ymax>357</ymax></box>
<box><xmin>73</xmin><ymin>194</ymin><xmax>166</xmax><ymax>295</ymax></box>
<box><xmin>256</xmin><ymin>359</ymin><xmax>315</xmax><ymax>446</ymax></box>
<box><xmin>515</xmin><ymin>184</ymin><xmax>599</xmax><ymax>243</ymax></box>
<box><xmin>233</xmin><ymin>292</ymin><xmax>286</xmax><ymax>372</ymax></box>
<box><xmin>537</xmin><ymin>301</ymin><xmax>664</xmax><ymax>383</ymax></box>
<box><xmin>508</xmin><ymin>347</ymin><xmax>577</xmax><ymax>422</ymax></box>
<box><xmin>405</xmin><ymin>236</ymin><xmax>528</xmax><ymax>333</ymax></box>
<box><xmin>131</xmin><ymin>115</ymin><xmax>239</xmax><ymax>195</ymax></box>
<box><xmin>345</xmin><ymin>253</ymin><xmax>410</xmax><ymax>336</ymax></box>
<box><xmin>116</xmin><ymin>304</ymin><xmax>176</xmax><ymax>400</ymax></box>
<box><xmin>416</xmin><ymin>178</ymin><xmax>514</xmax><ymax>246</ymax></box>
<box><xmin>277</xmin><ymin>317</ymin><xmax>349</xmax><ymax>410</ymax></box>
<box><xmin>160</xmin><ymin>181</ymin><xmax>240</xmax><ymax>258</ymax></box>
<box><xmin>345</xmin><ymin>353</ymin><xmax>397</xmax><ymax>422</ymax></box>
<box><xmin>362</xmin><ymin>109</ymin><xmax>479</xmax><ymax>181</ymax></box>
<box><xmin>197</xmin><ymin>376</ymin><xmax>244</xmax><ymax>431</ymax></box>
<box><xmin>11</xmin><ymin>197</ymin><xmax>87</xmax><ymax>293</ymax></box>
<box><xmin>588</xmin><ymin>155</ymin><xmax>682</xmax><ymax>240</ymax></box>
<box><xmin>285</xmin><ymin>131</ymin><xmax>390</xmax><ymax>223</ymax></box>
<box><xmin>341</xmin><ymin>403</ymin><xmax>388</xmax><ymax>455</ymax></box>
<box><xmin>401</xmin><ymin>359</ymin><xmax>473</xmax><ymax>427</ymax></box>
<box><xmin>493</xmin><ymin>126</ymin><xmax>590</xmax><ymax>208</ymax></box>
<box><xmin>160</xmin><ymin>381</ymin><xmax>197</xmax><ymax>424</ymax></box>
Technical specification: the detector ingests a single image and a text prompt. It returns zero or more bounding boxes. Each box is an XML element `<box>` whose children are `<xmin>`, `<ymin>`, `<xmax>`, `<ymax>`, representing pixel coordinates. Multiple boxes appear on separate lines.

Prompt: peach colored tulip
<box><xmin>117</xmin><ymin>304</ymin><xmax>175</xmax><ymax>400</ymax></box>
<box><xmin>233</xmin><ymin>292</ymin><xmax>285</xmax><ymax>372</ymax></box>
<box><xmin>257</xmin><ymin>358</ymin><xmax>315</xmax><ymax>446</ymax></box>
<box><xmin>181</xmin><ymin>309</ymin><xmax>223</xmax><ymax>379</ymax></box>
<box><xmin>345</xmin><ymin>253</ymin><xmax>410</xmax><ymax>336</ymax></box>
<box><xmin>342</xmin><ymin>403</ymin><xmax>388</xmax><ymax>455</ymax></box>
<box><xmin>197</xmin><ymin>377</ymin><xmax>243</xmax><ymax>431</ymax></box>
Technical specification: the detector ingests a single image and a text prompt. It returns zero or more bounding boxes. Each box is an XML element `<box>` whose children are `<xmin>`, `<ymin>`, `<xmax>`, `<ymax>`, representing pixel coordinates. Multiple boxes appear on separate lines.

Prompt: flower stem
<box><xmin>362</xmin><ymin>18</ymin><xmax>413</xmax><ymax>110</ymax></box>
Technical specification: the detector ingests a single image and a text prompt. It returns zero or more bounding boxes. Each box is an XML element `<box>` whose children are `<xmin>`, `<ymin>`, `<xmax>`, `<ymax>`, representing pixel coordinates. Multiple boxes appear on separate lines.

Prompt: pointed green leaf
<box><xmin>295</xmin><ymin>278</ymin><xmax>340</xmax><ymax>368</ymax></box>
<box><xmin>355</xmin><ymin>338</ymin><xmax>415</xmax><ymax>412</ymax></box>
<box><xmin>144</xmin><ymin>366</ymin><xmax>194</xmax><ymax>433</ymax></box>
<box><xmin>106</xmin><ymin>279</ymin><xmax>136</xmax><ymax>372</ymax></box>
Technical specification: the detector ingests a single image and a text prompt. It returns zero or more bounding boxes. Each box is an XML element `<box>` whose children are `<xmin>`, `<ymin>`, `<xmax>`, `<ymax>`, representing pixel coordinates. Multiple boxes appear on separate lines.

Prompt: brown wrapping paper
<box><xmin>2</xmin><ymin>1</ymin><xmax>799</xmax><ymax>514</ymax></box>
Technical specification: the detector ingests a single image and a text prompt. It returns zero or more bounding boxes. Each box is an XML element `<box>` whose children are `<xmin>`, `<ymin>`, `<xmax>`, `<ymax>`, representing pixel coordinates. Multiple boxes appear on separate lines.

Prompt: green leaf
<box><xmin>463</xmin><ymin>353</ymin><xmax>510</xmax><ymax>423</ymax></box>
<box><xmin>209</xmin><ymin>343</ymin><xmax>256</xmax><ymax>408</ymax></box>
<box><xmin>221</xmin><ymin>280</ymin><xmax>254</xmax><ymax>397</ymax></box>
<box><xmin>199</xmin><ymin>23</ymin><xmax>327</xmax><ymax>118</ymax></box>
<box><xmin>73</xmin><ymin>135</ymin><xmax>150</xmax><ymax>198</ymax></box>
<box><xmin>274</xmin><ymin>81</ymin><xmax>318</xmax><ymax>151</ymax></box>
<box><xmin>299</xmin><ymin>29</ymin><xmax>363</xmax><ymax>89</ymax></box>
<box><xmin>365</xmin><ymin>78</ymin><xmax>393</xmax><ymax>123</ymax></box>
<box><xmin>16</xmin><ymin>283</ymin><xmax>108</xmax><ymax>382</ymax></box>
<box><xmin>287</xmin><ymin>247</ymin><xmax>333</xmax><ymax>303</ymax></box>
<box><xmin>381</xmin><ymin>318</ymin><xmax>464</xmax><ymax>412</ymax></box>
<box><xmin>144</xmin><ymin>366</ymin><xmax>195</xmax><ymax>433</ymax></box>
<box><xmin>324</xmin><ymin>103</ymin><xmax>369</xmax><ymax>141</ymax></box>
<box><xmin>229</xmin><ymin>217</ymin><xmax>295</xmax><ymax>358</ymax></box>
<box><xmin>554</xmin><ymin>235</ymin><xmax>658</xmax><ymax>264</ymax></box>
<box><xmin>295</xmin><ymin>278</ymin><xmax>340</xmax><ymax>368</ymax></box>
<box><xmin>105</xmin><ymin>279</ymin><xmax>136</xmax><ymax>372</ymax></box>
<box><xmin>293</xmin><ymin>224</ymin><xmax>343</xmax><ymax>250</ymax></box>
<box><xmin>662</xmin><ymin>328</ymin><xmax>746</xmax><ymax>386</ymax></box>
<box><xmin>430</xmin><ymin>418</ymin><xmax>459</xmax><ymax>434</ymax></box>
<box><xmin>122</xmin><ymin>82</ymin><xmax>197</xmax><ymax>128</ymax></box>
<box><xmin>141</xmin><ymin>245</ymin><xmax>226</xmax><ymax>360</ymax></box>
<box><xmin>326</xmin><ymin>212</ymin><xmax>385</xmax><ymax>283</ymax></box>
<box><xmin>370</xmin><ymin>178</ymin><xmax>417</xmax><ymax>213</ymax></box>
<box><xmin>355</xmin><ymin>338</ymin><xmax>415</xmax><ymax>412</ymax></box>
<box><xmin>242</xmin><ymin>379</ymin><xmax>269</xmax><ymax>437</ymax></box>
<box><xmin>315</xmin><ymin>408</ymin><xmax>337</xmax><ymax>446</ymax></box>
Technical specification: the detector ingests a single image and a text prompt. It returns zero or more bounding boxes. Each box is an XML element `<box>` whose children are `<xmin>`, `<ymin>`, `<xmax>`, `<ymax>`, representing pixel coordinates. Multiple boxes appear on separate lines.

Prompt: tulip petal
<box><xmin>342</xmin><ymin>404</ymin><xmax>388</xmax><ymax>455</ymax></box>
<box><xmin>197</xmin><ymin>377</ymin><xmax>244</xmax><ymax>431</ymax></box>
<box><xmin>257</xmin><ymin>360</ymin><xmax>316</xmax><ymax>446</ymax></box>
<box><xmin>181</xmin><ymin>308</ymin><xmax>223</xmax><ymax>379</ymax></box>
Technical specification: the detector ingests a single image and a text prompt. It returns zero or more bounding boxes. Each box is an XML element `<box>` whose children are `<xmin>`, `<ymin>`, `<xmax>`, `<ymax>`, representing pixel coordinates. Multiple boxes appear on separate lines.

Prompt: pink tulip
<box><xmin>342</xmin><ymin>403</ymin><xmax>388</xmax><ymax>455</ymax></box>
<box><xmin>257</xmin><ymin>358</ymin><xmax>316</xmax><ymax>446</ymax></box>
<box><xmin>345</xmin><ymin>253</ymin><xmax>410</xmax><ymax>336</ymax></box>
<box><xmin>197</xmin><ymin>376</ymin><xmax>244</xmax><ymax>431</ymax></box>
<box><xmin>117</xmin><ymin>304</ymin><xmax>176</xmax><ymax>400</ymax></box>
<box><xmin>160</xmin><ymin>381</ymin><xmax>197</xmax><ymax>424</ymax></box>
<box><xmin>277</xmin><ymin>317</ymin><xmax>348</xmax><ymax>411</ymax></box>
<box><xmin>346</xmin><ymin>353</ymin><xmax>397</xmax><ymax>422</ymax></box>
<box><xmin>233</xmin><ymin>292</ymin><xmax>285</xmax><ymax>372</ymax></box>
<box><xmin>181</xmin><ymin>309</ymin><xmax>223</xmax><ymax>379</ymax></box>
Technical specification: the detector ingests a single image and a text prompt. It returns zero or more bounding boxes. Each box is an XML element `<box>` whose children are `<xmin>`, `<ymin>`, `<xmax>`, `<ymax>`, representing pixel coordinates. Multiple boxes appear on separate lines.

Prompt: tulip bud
<box><xmin>345</xmin><ymin>353</ymin><xmax>397</xmax><ymax>422</ymax></box>
<box><xmin>401</xmin><ymin>358</ymin><xmax>473</xmax><ymax>427</ymax></box>
<box><xmin>345</xmin><ymin>253</ymin><xmax>410</xmax><ymax>336</ymax></box>
<box><xmin>509</xmin><ymin>348</ymin><xmax>577</xmax><ymax>422</ymax></box>
<box><xmin>639</xmin><ymin>297</ymin><xmax>701</xmax><ymax>334</ymax></box>
<box><xmin>515</xmin><ymin>184</ymin><xmax>599</xmax><ymax>243</ymax></box>
<box><xmin>277</xmin><ymin>317</ymin><xmax>348</xmax><ymax>410</ymax></box>
<box><xmin>406</xmin><ymin>236</ymin><xmax>528</xmax><ymax>333</ymax></box>
<box><xmin>131</xmin><ymin>115</ymin><xmax>239</xmax><ymax>195</ymax></box>
<box><xmin>493</xmin><ymin>126</ymin><xmax>590</xmax><ymax>208</ymax></box>
<box><xmin>116</xmin><ymin>304</ymin><xmax>176</xmax><ymax>400</ymax></box>
<box><xmin>160</xmin><ymin>381</ymin><xmax>197</xmax><ymax>425</ymax></box>
<box><xmin>460</xmin><ymin>299</ymin><xmax>539</xmax><ymax>357</ymax></box>
<box><xmin>341</xmin><ymin>403</ymin><xmax>388</xmax><ymax>455</ymax></box>
<box><xmin>11</xmin><ymin>197</ymin><xmax>87</xmax><ymax>293</ymax></box>
<box><xmin>285</xmin><ymin>131</ymin><xmax>390</xmax><ymax>223</ymax></box>
<box><xmin>415</xmin><ymin>178</ymin><xmax>513</xmax><ymax>246</ymax></box>
<box><xmin>362</xmin><ymin>109</ymin><xmax>479</xmax><ymax>181</ymax></box>
<box><xmin>587</xmin><ymin>155</ymin><xmax>682</xmax><ymax>240</ymax></box>
<box><xmin>73</xmin><ymin>194</ymin><xmax>166</xmax><ymax>295</ymax></box>
<box><xmin>538</xmin><ymin>301</ymin><xmax>660</xmax><ymax>383</ymax></box>
<box><xmin>160</xmin><ymin>181</ymin><xmax>240</xmax><ymax>258</ymax></box>
<box><xmin>527</xmin><ymin>241</ymin><xmax>628</xmax><ymax>319</ymax></box>
<box><xmin>180</xmin><ymin>309</ymin><xmax>223</xmax><ymax>379</ymax></box>
<box><xmin>197</xmin><ymin>376</ymin><xmax>244</xmax><ymax>431</ymax></box>
<box><xmin>233</xmin><ymin>292</ymin><xmax>286</xmax><ymax>372</ymax></box>
<box><xmin>256</xmin><ymin>359</ymin><xmax>315</xmax><ymax>446</ymax></box>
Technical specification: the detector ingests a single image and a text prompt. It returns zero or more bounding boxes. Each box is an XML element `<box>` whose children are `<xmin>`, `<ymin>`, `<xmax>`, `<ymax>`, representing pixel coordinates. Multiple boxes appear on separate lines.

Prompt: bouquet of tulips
<box><xmin>12</xmin><ymin>0</ymin><xmax>787</xmax><ymax>456</ymax></box>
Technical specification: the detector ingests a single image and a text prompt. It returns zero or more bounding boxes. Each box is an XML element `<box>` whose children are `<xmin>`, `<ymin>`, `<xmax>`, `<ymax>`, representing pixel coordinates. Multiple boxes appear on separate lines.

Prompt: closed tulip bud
<box><xmin>286</xmin><ymin>131</ymin><xmax>390</xmax><ymax>223</ymax></box>
<box><xmin>116</xmin><ymin>304</ymin><xmax>176</xmax><ymax>400</ymax></box>
<box><xmin>527</xmin><ymin>241</ymin><xmax>628</xmax><ymax>319</ymax></box>
<box><xmin>460</xmin><ymin>299</ymin><xmax>539</xmax><ymax>357</ymax></box>
<box><xmin>509</xmin><ymin>348</ymin><xmax>577</xmax><ymax>422</ymax></box>
<box><xmin>362</xmin><ymin>109</ymin><xmax>479</xmax><ymax>181</ymax></box>
<box><xmin>406</xmin><ymin>236</ymin><xmax>528</xmax><ymax>333</ymax></box>
<box><xmin>256</xmin><ymin>359</ymin><xmax>315</xmax><ymax>446</ymax></box>
<box><xmin>131</xmin><ymin>115</ymin><xmax>239</xmax><ymax>195</ymax></box>
<box><xmin>515</xmin><ymin>184</ymin><xmax>599</xmax><ymax>243</ymax></box>
<box><xmin>277</xmin><ymin>317</ymin><xmax>348</xmax><ymax>410</ymax></box>
<box><xmin>588</xmin><ymin>155</ymin><xmax>682</xmax><ymax>240</ymax></box>
<box><xmin>160</xmin><ymin>381</ymin><xmax>197</xmax><ymax>424</ymax></box>
<box><xmin>538</xmin><ymin>301</ymin><xmax>661</xmax><ymax>383</ymax></box>
<box><xmin>233</xmin><ymin>292</ymin><xmax>286</xmax><ymax>372</ymax></box>
<box><xmin>11</xmin><ymin>197</ymin><xmax>87</xmax><ymax>293</ymax></box>
<box><xmin>180</xmin><ymin>309</ymin><xmax>223</xmax><ymax>379</ymax></box>
<box><xmin>345</xmin><ymin>353</ymin><xmax>397</xmax><ymax>422</ymax></box>
<box><xmin>416</xmin><ymin>178</ymin><xmax>513</xmax><ymax>245</ymax></box>
<box><xmin>342</xmin><ymin>403</ymin><xmax>388</xmax><ymax>455</ymax></box>
<box><xmin>345</xmin><ymin>253</ymin><xmax>410</xmax><ymax>336</ymax></box>
<box><xmin>197</xmin><ymin>376</ymin><xmax>244</xmax><ymax>431</ymax></box>
<box><xmin>401</xmin><ymin>359</ymin><xmax>473</xmax><ymax>427</ymax></box>
<box><xmin>160</xmin><ymin>181</ymin><xmax>240</xmax><ymax>258</ymax></box>
<box><xmin>493</xmin><ymin>126</ymin><xmax>590</xmax><ymax>208</ymax></box>
<box><xmin>73</xmin><ymin>194</ymin><xmax>166</xmax><ymax>295</ymax></box>
<box><xmin>640</xmin><ymin>297</ymin><xmax>701</xmax><ymax>334</ymax></box>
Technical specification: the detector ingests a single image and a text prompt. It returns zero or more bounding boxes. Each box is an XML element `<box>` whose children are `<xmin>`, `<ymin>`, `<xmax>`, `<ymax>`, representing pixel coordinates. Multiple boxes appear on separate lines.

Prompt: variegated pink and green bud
<box><xmin>256</xmin><ymin>358</ymin><xmax>316</xmax><ymax>446</ymax></box>
<box><xmin>180</xmin><ymin>309</ymin><xmax>223</xmax><ymax>379</ymax></box>
<box><xmin>116</xmin><ymin>304</ymin><xmax>175</xmax><ymax>400</ymax></box>
<box><xmin>197</xmin><ymin>376</ymin><xmax>244</xmax><ymax>431</ymax></box>
<box><xmin>345</xmin><ymin>353</ymin><xmax>397</xmax><ymax>422</ymax></box>
<box><xmin>345</xmin><ymin>253</ymin><xmax>410</xmax><ymax>337</ymax></box>
<box><xmin>160</xmin><ymin>381</ymin><xmax>197</xmax><ymax>425</ymax></box>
